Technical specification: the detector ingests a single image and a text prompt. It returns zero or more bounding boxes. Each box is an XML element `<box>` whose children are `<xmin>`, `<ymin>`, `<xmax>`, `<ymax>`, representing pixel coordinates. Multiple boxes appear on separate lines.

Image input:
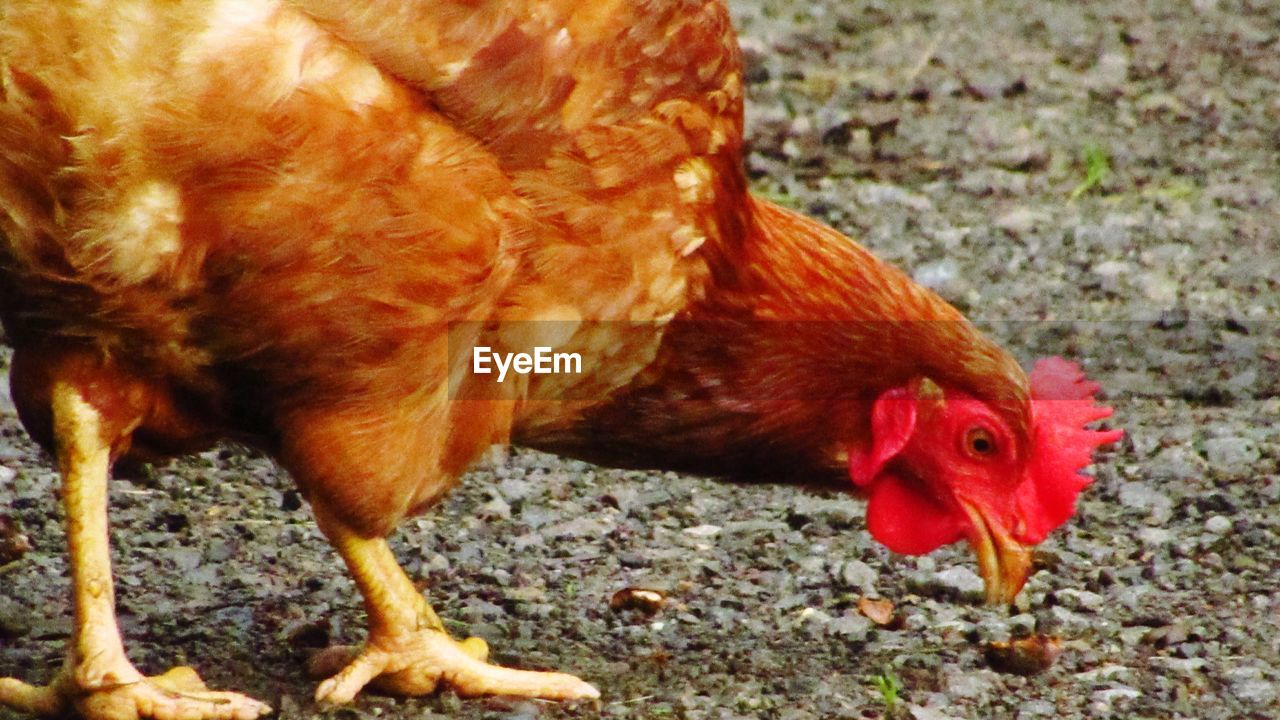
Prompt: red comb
<box><xmin>1015</xmin><ymin>357</ymin><xmax>1124</xmax><ymax>543</ymax></box>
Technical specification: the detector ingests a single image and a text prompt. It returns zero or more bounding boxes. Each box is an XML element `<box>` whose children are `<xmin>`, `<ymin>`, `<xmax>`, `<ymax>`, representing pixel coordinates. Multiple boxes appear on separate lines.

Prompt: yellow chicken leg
<box><xmin>310</xmin><ymin>504</ymin><xmax>600</xmax><ymax>704</ymax></box>
<box><xmin>0</xmin><ymin>382</ymin><xmax>271</xmax><ymax>720</ymax></box>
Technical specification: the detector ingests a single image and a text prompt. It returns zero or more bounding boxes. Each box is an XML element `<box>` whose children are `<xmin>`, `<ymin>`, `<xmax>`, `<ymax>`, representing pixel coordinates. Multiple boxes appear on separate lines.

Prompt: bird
<box><xmin>0</xmin><ymin>1</ymin><xmax>1121</xmax><ymax>718</ymax></box>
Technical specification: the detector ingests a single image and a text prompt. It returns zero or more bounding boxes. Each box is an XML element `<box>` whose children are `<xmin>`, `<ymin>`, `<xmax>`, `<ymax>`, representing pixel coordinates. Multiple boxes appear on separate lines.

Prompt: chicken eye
<box><xmin>964</xmin><ymin>427</ymin><xmax>997</xmax><ymax>457</ymax></box>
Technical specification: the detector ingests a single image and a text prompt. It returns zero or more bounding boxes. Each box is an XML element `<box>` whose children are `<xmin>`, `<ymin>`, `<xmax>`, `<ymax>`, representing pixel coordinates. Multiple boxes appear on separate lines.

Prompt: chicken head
<box><xmin>848</xmin><ymin>358</ymin><xmax>1123</xmax><ymax>605</ymax></box>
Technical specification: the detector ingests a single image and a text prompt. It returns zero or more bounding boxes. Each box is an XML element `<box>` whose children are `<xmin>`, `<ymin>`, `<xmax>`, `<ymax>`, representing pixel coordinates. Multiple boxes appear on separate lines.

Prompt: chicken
<box><xmin>0</xmin><ymin>1</ymin><xmax>1121</xmax><ymax>718</ymax></box>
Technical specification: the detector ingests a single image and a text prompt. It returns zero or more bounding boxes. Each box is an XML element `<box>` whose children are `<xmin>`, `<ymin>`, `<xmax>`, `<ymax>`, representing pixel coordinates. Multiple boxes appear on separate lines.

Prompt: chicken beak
<box><xmin>959</xmin><ymin>500</ymin><xmax>1034</xmax><ymax>606</ymax></box>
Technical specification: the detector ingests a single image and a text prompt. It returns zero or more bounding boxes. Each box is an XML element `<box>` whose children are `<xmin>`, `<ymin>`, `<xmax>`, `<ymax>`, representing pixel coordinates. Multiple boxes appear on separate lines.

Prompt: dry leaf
<box><xmin>858</xmin><ymin>596</ymin><xmax>897</xmax><ymax>626</ymax></box>
<box><xmin>610</xmin><ymin>587</ymin><xmax>666</xmax><ymax>615</ymax></box>
<box><xmin>985</xmin><ymin>635</ymin><xmax>1063</xmax><ymax>675</ymax></box>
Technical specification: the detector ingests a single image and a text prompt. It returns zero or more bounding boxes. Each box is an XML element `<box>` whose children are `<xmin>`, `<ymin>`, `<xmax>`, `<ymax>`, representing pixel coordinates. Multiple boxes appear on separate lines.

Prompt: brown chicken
<box><xmin>0</xmin><ymin>1</ymin><xmax>1121</xmax><ymax>718</ymax></box>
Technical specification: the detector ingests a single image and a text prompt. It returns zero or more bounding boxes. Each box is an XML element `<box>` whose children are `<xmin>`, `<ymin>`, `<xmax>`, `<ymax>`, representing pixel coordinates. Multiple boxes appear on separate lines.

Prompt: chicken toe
<box><xmin>0</xmin><ymin>666</ymin><xmax>271</xmax><ymax>720</ymax></box>
<box><xmin>0</xmin><ymin>382</ymin><xmax>271</xmax><ymax>720</ymax></box>
<box><xmin>314</xmin><ymin>627</ymin><xmax>598</xmax><ymax>704</ymax></box>
<box><xmin>311</xmin><ymin>505</ymin><xmax>598</xmax><ymax>704</ymax></box>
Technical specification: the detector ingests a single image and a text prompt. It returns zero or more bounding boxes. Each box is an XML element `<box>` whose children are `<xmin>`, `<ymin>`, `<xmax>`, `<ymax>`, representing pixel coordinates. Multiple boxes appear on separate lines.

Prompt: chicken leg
<box><xmin>309</xmin><ymin>504</ymin><xmax>600</xmax><ymax>704</ymax></box>
<box><xmin>0</xmin><ymin>382</ymin><xmax>271</xmax><ymax>720</ymax></box>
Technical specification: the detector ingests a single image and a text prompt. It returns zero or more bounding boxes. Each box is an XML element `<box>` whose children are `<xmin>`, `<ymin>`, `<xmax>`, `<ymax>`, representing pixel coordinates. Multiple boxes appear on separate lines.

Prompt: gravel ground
<box><xmin>2</xmin><ymin>1</ymin><xmax>1279</xmax><ymax>719</ymax></box>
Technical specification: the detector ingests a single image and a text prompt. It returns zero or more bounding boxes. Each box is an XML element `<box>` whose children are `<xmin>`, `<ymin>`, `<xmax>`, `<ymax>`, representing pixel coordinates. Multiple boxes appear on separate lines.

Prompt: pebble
<box><xmin>1139</xmin><ymin>270</ymin><xmax>1180</xmax><ymax>304</ymax></box>
<box><xmin>838</xmin><ymin>559</ymin><xmax>878</xmax><ymax>593</ymax></box>
<box><xmin>542</xmin><ymin>515</ymin><xmax>612</xmax><ymax>539</ymax></box>
<box><xmin>934</xmin><ymin>566</ymin><xmax>984</xmax><ymax>597</ymax></box>
<box><xmin>995</xmin><ymin>207</ymin><xmax>1051</xmax><ymax>237</ymax></box>
<box><xmin>683</xmin><ymin>524</ymin><xmax>722</xmax><ymax>538</ymax></box>
<box><xmin>1048</xmin><ymin>606</ymin><xmax>1094</xmax><ymax>634</ymax></box>
<box><xmin>1017</xmin><ymin>700</ymin><xmax>1056</xmax><ymax>718</ymax></box>
<box><xmin>855</xmin><ymin>183</ymin><xmax>933</xmax><ymax>212</ymax></box>
<box><xmin>913</xmin><ymin>258</ymin><xmax>967</xmax><ymax>299</ymax></box>
<box><xmin>1138</xmin><ymin>527</ymin><xmax>1173</xmax><ymax>546</ymax></box>
<box><xmin>1054</xmin><ymin>588</ymin><xmax>1105</xmax><ymax>612</ymax></box>
<box><xmin>0</xmin><ymin>466</ymin><xmax>14</xmax><ymax>483</ymax></box>
<box><xmin>977</xmin><ymin>617</ymin><xmax>1011</xmax><ymax>642</ymax></box>
<box><xmin>479</xmin><ymin>495</ymin><xmax>511</xmax><ymax>520</ymax></box>
<box><xmin>1204</xmin><ymin>515</ymin><xmax>1232</xmax><ymax>534</ymax></box>
<box><xmin>909</xmin><ymin>705</ymin><xmax>962</xmax><ymax>720</ymax></box>
<box><xmin>1118</xmin><ymin>481</ymin><xmax>1175</xmax><ymax>523</ymax></box>
<box><xmin>1202</xmin><ymin>436</ymin><xmax>1260</xmax><ymax>474</ymax></box>
<box><xmin>827</xmin><ymin>613</ymin><xmax>872</xmax><ymax>640</ymax></box>
<box><xmin>796</xmin><ymin>607</ymin><xmax>832</xmax><ymax>625</ymax></box>
<box><xmin>1224</xmin><ymin>666</ymin><xmax>1278</xmax><ymax>706</ymax></box>
<box><xmin>1009</xmin><ymin>613</ymin><xmax>1037</xmax><ymax>638</ymax></box>
<box><xmin>1150</xmin><ymin>657</ymin><xmax>1207</xmax><ymax>674</ymax></box>
<box><xmin>944</xmin><ymin>668</ymin><xmax>998</xmax><ymax>699</ymax></box>
<box><xmin>1092</xmin><ymin>259</ymin><xmax>1131</xmax><ymax>283</ymax></box>
<box><xmin>1089</xmin><ymin>686</ymin><xmax>1141</xmax><ymax>712</ymax></box>
<box><xmin>1074</xmin><ymin>664</ymin><xmax>1131</xmax><ymax>682</ymax></box>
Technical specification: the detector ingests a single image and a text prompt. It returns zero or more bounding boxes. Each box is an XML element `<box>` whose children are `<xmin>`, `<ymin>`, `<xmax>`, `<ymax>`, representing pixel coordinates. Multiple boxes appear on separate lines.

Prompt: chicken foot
<box><xmin>310</xmin><ymin>505</ymin><xmax>600</xmax><ymax>704</ymax></box>
<box><xmin>0</xmin><ymin>382</ymin><xmax>271</xmax><ymax>720</ymax></box>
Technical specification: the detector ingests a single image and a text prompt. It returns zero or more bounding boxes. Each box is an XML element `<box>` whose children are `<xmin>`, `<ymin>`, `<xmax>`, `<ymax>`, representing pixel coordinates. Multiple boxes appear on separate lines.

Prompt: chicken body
<box><xmin>0</xmin><ymin>2</ymin><xmax>1113</xmax><ymax>719</ymax></box>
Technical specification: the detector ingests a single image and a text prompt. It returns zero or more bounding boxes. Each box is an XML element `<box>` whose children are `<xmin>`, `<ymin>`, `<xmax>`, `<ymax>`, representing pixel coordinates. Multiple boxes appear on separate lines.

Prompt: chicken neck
<box><xmin>513</xmin><ymin>195</ymin><xmax>1028</xmax><ymax>485</ymax></box>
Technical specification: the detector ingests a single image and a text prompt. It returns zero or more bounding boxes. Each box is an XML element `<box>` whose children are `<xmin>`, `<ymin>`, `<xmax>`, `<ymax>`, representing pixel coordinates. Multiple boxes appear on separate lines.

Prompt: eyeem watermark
<box><xmin>473</xmin><ymin>346</ymin><xmax>583</xmax><ymax>383</ymax></box>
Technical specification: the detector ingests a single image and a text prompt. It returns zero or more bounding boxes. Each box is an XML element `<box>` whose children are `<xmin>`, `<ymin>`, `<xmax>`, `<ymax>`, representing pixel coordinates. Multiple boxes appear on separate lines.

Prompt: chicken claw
<box><xmin>0</xmin><ymin>666</ymin><xmax>271</xmax><ymax>720</ymax></box>
<box><xmin>0</xmin><ymin>382</ymin><xmax>270</xmax><ymax>720</ymax></box>
<box><xmin>313</xmin><ymin>629</ymin><xmax>599</xmax><ymax>703</ymax></box>
<box><xmin>311</xmin><ymin>505</ymin><xmax>599</xmax><ymax>704</ymax></box>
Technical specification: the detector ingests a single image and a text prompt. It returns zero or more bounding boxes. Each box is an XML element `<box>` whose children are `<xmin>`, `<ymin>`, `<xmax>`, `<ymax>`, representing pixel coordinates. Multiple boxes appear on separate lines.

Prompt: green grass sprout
<box><xmin>1069</xmin><ymin>142</ymin><xmax>1111</xmax><ymax>200</ymax></box>
<box><xmin>872</xmin><ymin>668</ymin><xmax>903</xmax><ymax>715</ymax></box>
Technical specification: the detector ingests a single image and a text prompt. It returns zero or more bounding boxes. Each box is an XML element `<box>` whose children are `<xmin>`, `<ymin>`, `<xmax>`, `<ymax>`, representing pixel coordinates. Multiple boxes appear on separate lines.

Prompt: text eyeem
<box><xmin>473</xmin><ymin>346</ymin><xmax>583</xmax><ymax>382</ymax></box>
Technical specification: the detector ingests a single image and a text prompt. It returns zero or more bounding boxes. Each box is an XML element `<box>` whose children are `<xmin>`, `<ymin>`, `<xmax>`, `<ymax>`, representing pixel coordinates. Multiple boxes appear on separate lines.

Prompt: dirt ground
<box><xmin>2</xmin><ymin>1</ymin><xmax>1278</xmax><ymax>719</ymax></box>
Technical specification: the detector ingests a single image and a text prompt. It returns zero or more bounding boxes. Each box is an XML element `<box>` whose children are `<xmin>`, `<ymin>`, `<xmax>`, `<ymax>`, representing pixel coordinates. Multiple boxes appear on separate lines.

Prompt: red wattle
<box><xmin>866</xmin><ymin>474</ymin><xmax>966</xmax><ymax>555</ymax></box>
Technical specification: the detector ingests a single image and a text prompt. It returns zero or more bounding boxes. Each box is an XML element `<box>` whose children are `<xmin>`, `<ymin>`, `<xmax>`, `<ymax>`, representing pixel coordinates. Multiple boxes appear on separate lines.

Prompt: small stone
<box><xmin>0</xmin><ymin>598</ymin><xmax>32</xmax><ymax>639</ymax></box>
<box><xmin>1224</xmin><ymin>666</ymin><xmax>1278</xmax><ymax>706</ymax></box>
<box><xmin>1137</xmin><ymin>527</ymin><xmax>1173</xmax><ymax>546</ymax></box>
<box><xmin>479</xmin><ymin>495</ymin><xmax>511</xmax><ymax>520</ymax></box>
<box><xmin>1054</xmin><ymin>588</ymin><xmax>1106</xmax><ymax>612</ymax></box>
<box><xmin>1074</xmin><ymin>664</ymin><xmax>1131</xmax><ymax>682</ymax></box>
<box><xmin>913</xmin><ymin>258</ymin><xmax>966</xmax><ymax>299</ymax></box>
<box><xmin>839</xmin><ymin>560</ymin><xmax>878</xmax><ymax>593</ymax></box>
<box><xmin>1009</xmin><ymin>614</ymin><xmax>1037</xmax><ymax>638</ymax></box>
<box><xmin>855</xmin><ymin>183</ymin><xmax>932</xmax><ymax>212</ymax></box>
<box><xmin>1089</xmin><ymin>686</ymin><xmax>1140</xmax><ymax>709</ymax></box>
<box><xmin>1136</xmin><ymin>92</ymin><xmax>1191</xmax><ymax>118</ymax></box>
<box><xmin>0</xmin><ymin>514</ymin><xmax>31</xmax><ymax>564</ymax></box>
<box><xmin>1203</xmin><ymin>437</ymin><xmax>1261</xmax><ymax>474</ymax></box>
<box><xmin>1138</xmin><ymin>270</ymin><xmax>1179</xmax><ymax>305</ymax></box>
<box><xmin>542</xmin><ymin>515</ymin><xmax>612</xmax><ymax>539</ymax></box>
<box><xmin>1204</xmin><ymin>515</ymin><xmax>1232</xmax><ymax>534</ymax></box>
<box><xmin>995</xmin><ymin>207</ymin><xmax>1051</xmax><ymax>237</ymax></box>
<box><xmin>934</xmin><ymin>566</ymin><xmax>984</xmax><ymax>597</ymax></box>
<box><xmin>909</xmin><ymin>705</ymin><xmax>962</xmax><ymax>720</ymax></box>
<box><xmin>683</xmin><ymin>524</ymin><xmax>722</xmax><ymax>538</ymax></box>
<box><xmin>1148</xmin><ymin>445</ymin><xmax>1206</xmax><ymax>481</ymax></box>
<box><xmin>1017</xmin><ymin>700</ymin><xmax>1056</xmax><ymax>718</ymax></box>
<box><xmin>902</xmin><ymin>612</ymin><xmax>930</xmax><ymax>633</ymax></box>
<box><xmin>977</xmin><ymin>617</ymin><xmax>1011</xmax><ymax>643</ymax></box>
<box><xmin>1048</xmin><ymin>606</ymin><xmax>1093</xmax><ymax>634</ymax></box>
<box><xmin>796</xmin><ymin>607</ymin><xmax>832</xmax><ymax>625</ymax></box>
<box><xmin>944</xmin><ymin>668</ymin><xmax>998</xmax><ymax>699</ymax></box>
<box><xmin>1087</xmin><ymin>52</ymin><xmax>1129</xmax><ymax>90</ymax></box>
<box><xmin>1093</xmin><ymin>259</ymin><xmax>1131</xmax><ymax>279</ymax></box>
<box><xmin>1118</xmin><ymin>481</ymin><xmax>1175</xmax><ymax>523</ymax></box>
<box><xmin>828</xmin><ymin>612</ymin><xmax>872</xmax><ymax>640</ymax></box>
<box><xmin>1150</xmin><ymin>657</ymin><xmax>1207</xmax><ymax>674</ymax></box>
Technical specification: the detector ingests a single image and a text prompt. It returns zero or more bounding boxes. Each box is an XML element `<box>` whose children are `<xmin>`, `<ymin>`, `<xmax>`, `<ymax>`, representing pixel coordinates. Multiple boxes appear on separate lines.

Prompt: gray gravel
<box><xmin>3</xmin><ymin>1</ymin><xmax>1279</xmax><ymax>719</ymax></box>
